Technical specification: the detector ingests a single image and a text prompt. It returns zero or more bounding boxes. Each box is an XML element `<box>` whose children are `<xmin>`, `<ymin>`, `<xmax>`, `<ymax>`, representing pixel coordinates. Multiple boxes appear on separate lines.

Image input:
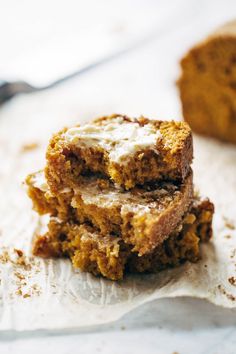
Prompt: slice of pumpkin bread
<box><xmin>45</xmin><ymin>114</ymin><xmax>193</xmax><ymax>191</ymax></box>
<box><xmin>32</xmin><ymin>198</ymin><xmax>214</xmax><ymax>280</ymax></box>
<box><xmin>26</xmin><ymin>170</ymin><xmax>193</xmax><ymax>255</ymax></box>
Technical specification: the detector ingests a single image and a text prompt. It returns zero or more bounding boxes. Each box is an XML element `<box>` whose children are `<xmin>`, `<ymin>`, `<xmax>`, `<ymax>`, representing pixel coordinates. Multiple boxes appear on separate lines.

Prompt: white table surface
<box><xmin>0</xmin><ymin>0</ymin><xmax>236</xmax><ymax>353</ymax></box>
<box><xmin>0</xmin><ymin>298</ymin><xmax>236</xmax><ymax>354</ymax></box>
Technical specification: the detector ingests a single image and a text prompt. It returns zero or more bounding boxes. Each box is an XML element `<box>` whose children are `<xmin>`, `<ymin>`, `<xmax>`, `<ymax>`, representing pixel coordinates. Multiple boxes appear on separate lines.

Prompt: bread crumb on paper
<box><xmin>20</xmin><ymin>142</ymin><xmax>40</xmax><ymax>153</ymax></box>
<box><xmin>228</xmin><ymin>277</ymin><xmax>236</xmax><ymax>286</ymax></box>
<box><xmin>0</xmin><ymin>247</ymin><xmax>41</xmax><ymax>299</ymax></box>
<box><xmin>218</xmin><ymin>285</ymin><xmax>236</xmax><ymax>301</ymax></box>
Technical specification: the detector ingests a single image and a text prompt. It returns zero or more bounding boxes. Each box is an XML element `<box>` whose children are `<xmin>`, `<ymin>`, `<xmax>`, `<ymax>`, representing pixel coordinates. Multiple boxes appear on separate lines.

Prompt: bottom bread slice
<box><xmin>33</xmin><ymin>198</ymin><xmax>214</xmax><ymax>280</ymax></box>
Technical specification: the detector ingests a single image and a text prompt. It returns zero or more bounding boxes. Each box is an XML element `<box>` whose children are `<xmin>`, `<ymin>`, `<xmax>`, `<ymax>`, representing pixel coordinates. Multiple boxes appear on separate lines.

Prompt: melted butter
<box><xmin>31</xmin><ymin>171</ymin><xmax>174</xmax><ymax>218</ymax></box>
<box><xmin>64</xmin><ymin>116</ymin><xmax>162</xmax><ymax>163</ymax></box>
<box><xmin>72</xmin><ymin>178</ymin><xmax>171</xmax><ymax>216</ymax></box>
<box><xmin>31</xmin><ymin>171</ymin><xmax>48</xmax><ymax>192</ymax></box>
<box><xmin>32</xmin><ymin>171</ymin><xmax>71</xmax><ymax>194</ymax></box>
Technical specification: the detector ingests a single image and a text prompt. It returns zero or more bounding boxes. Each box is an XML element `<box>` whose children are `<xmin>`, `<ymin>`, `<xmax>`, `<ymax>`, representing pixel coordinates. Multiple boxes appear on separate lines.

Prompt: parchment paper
<box><xmin>0</xmin><ymin>84</ymin><xmax>236</xmax><ymax>331</ymax></box>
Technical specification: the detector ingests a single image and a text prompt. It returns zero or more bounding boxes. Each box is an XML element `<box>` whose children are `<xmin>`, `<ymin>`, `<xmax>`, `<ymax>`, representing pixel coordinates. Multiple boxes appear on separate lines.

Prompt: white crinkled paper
<box><xmin>0</xmin><ymin>90</ymin><xmax>236</xmax><ymax>332</ymax></box>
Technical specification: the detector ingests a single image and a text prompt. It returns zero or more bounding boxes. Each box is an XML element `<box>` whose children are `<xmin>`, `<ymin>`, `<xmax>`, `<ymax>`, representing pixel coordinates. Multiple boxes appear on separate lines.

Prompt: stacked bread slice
<box><xmin>26</xmin><ymin>114</ymin><xmax>214</xmax><ymax>280</ymax></box>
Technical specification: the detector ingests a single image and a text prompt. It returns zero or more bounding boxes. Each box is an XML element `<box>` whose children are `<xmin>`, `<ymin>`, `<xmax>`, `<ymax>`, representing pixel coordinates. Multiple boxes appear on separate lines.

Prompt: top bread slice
<box><xmin>45</xmin><ymin>114</ymin><xmax>193</xmax><ymax>191</ymax></box>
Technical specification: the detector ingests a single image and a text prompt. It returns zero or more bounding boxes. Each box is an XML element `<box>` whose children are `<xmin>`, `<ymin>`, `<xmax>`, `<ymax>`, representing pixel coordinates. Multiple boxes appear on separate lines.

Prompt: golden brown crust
<box><xmin>45</xmin><ymin>115</ymin><xmax>193</xmax><ymax>191</ymax></box>
<box><xmin>26</xmin><ymin>171</ymin><xmax>193</xmax><ymax>255</ymax></box>
<box><xmin>32</xmin><ymin>198</ymin><xmax>214</xmax><ymax>280</ymax></box>
<box><xmin>178</xmin><ymin>22</ymin><xmax>236</xmax><ymax>144</ymax></box>
<box><xmin>120</xmin><ymin>172</ymin><xmax>193</xmax><ymax>255</ymax></box>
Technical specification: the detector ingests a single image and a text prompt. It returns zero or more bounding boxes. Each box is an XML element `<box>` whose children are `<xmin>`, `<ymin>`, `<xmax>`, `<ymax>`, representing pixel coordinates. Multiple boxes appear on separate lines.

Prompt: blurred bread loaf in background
<box><xmin>178</xmin><ymin>20</ymin><xmax>236</xmax><ymax>144</ymax></box>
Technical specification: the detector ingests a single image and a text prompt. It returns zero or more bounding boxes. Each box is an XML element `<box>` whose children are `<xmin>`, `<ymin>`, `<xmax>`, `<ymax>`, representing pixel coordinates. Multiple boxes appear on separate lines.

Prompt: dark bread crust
<box><xmin>142</xmin><ymin>172</ymin><xmax>193</xmax><ymax>254</ymax></box>
<box><xmin>191</xmin><ymin>197</ymin><xmax>215</xmax><ymax>242</ymax></box>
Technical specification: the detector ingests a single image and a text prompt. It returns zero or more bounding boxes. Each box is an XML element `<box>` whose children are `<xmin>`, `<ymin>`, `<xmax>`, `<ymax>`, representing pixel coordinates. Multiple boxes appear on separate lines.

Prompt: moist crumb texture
<box><xmin>25</xmin><ymin>114</ymin><xmax>214</xmax><ymax>280</ymax></box>
<box><xmin>45</xmin><ymin>114</ymin><xmax>193</xmax><ymax>191</ymax></box>
<box><xmin>178</xmin><ymin>20</ymin><xmax>236</xmax><ymax>144</ymax></box>
<box><xmin>32</xmin><ymin>199</ymin><xmax>214</xmax><ymax>280</ymax></box>
<box><xmin>26</xmin><ymin>170</ymin><xmax>193</xmax><ymax>255</ymax></box>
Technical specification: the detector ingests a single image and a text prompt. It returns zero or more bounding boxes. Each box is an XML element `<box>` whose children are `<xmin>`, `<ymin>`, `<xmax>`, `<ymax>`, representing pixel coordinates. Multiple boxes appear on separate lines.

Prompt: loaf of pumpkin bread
<box><xmin>178</xmin><ymin>20</ymin><xmax>236</xmax><ymax>144</ymax></box>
